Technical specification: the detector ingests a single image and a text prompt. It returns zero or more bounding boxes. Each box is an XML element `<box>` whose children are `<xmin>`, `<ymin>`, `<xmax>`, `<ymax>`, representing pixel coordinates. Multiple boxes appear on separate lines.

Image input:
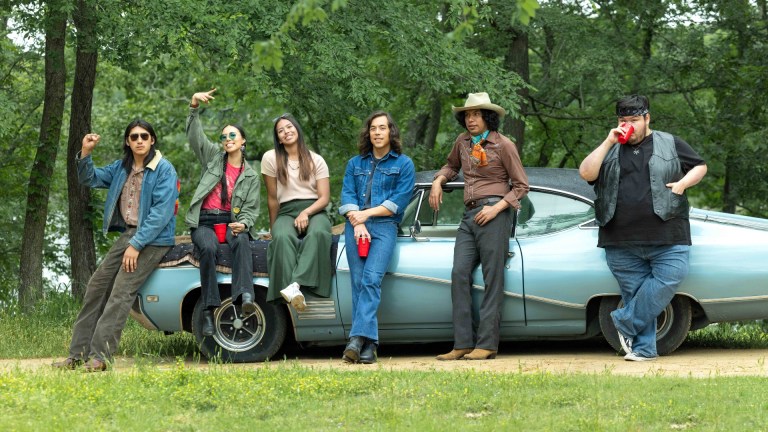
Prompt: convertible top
<box><xmin>417</xmin><ymin>167</ymin><xmax>596</xmax><ymax>202</ymax></box>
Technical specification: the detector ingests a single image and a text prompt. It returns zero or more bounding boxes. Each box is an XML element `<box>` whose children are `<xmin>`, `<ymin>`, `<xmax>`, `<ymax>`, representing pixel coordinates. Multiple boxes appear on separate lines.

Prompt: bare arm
<box><xmin>263</xmin><ymin>174</ymin><xmax>279</xmax><ymax>230</ymax></box>
<box><xmin>294</xmin><ymin>178</ymin><xmax>331</xmax><ymax>233</ymax></box>
<box><xmin>428</xmin><ymin>174</ymin><xmax>448</xmax><ymax>210</ymax></box>
<box><xmin>579</xmin><ymin>128</ymin><xmax>623</xmax><ymax>182</ymax></box>
<box><xmin>346</xmin><ymin>205</ymin><xmax>394</xmax><ymax>227</ymax></box>
<box><xmin>667</xmin><ymin>164</ymin><xmax>707</xmax><ymax>195</ymax></box>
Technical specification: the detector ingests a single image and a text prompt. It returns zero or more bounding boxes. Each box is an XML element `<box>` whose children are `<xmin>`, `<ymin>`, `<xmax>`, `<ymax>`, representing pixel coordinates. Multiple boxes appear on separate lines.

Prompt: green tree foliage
<box><xmin>6</xmin><ymin>0</ymin><xmax>768</xmax><ymax>305</ymax></box>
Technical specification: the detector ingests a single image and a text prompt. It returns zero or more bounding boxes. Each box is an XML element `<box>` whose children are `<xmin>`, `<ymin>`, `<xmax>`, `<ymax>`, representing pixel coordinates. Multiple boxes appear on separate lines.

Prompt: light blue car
<box><xmin>131</xmin><ymin>168</ymin><xmax>768</xmax><ymax>362</ymax></box>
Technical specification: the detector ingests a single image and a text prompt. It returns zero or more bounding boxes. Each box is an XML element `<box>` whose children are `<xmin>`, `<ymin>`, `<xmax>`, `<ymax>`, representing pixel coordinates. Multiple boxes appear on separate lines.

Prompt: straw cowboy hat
<box><xmin>451</xmin><ymin>92</ymin><xmax>506</xmax><ymax>117</ymax></box>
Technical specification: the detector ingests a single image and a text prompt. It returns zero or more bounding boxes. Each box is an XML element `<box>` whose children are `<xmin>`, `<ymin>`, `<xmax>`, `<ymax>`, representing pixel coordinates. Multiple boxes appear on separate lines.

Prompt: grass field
<box><xmin>2</xmin><ymin>296</ymin><xmax>768</xmax><ymax>431</ymax></box>
<box><xmin>1</xmin><ymin>362</ymin><xmax>767</xmax><ymax>431</ymax></box>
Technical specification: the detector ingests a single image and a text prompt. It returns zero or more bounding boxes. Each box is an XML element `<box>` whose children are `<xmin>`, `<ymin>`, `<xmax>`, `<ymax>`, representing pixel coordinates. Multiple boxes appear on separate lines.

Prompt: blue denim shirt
<box><xmin>339</xmin><ymin>150</ymin><xmax>415</xmax><ymax>223</ymax></box>
<box><xmin>77</xmin><ymin>150</ymin><xmax>178</xmax><ymax>250</ymax></box>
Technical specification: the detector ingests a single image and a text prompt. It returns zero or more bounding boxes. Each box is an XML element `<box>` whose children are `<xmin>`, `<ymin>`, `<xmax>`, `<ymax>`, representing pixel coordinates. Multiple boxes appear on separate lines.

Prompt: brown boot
<box><xmin>464</xmin><ymin>348</ymin><xmax>497</xmax><ymax>360</ymax></box>
<box><xmin>436</xmin><ymin>348</ymin><xmax>473</xmax><ymax>361</ymax></box>
<box><xmin>52</xmin><ymin>357</ymin><xmax>82</xmax><ymax>370</ymax></box>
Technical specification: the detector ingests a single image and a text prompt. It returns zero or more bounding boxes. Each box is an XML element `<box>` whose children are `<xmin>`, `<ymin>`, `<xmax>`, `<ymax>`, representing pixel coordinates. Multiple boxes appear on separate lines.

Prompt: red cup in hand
<box><xmin>213</xmin><ymin>223</ymin><xmax>227</xmax><ymax>243</ymax></box>
<box><xmin>358</xmin><ymin>237</ymin><xmax>370</xmax><ymax>258</ymax></box>
<box><xmin>618</xmin><ymin>123</ymin><xmax>634</xmax><ymax>145</ymax></box>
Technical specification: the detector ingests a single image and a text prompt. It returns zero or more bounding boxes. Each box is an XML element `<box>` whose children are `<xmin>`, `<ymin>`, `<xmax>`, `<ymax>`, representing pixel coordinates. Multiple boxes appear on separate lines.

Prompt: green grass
<box><xmin>3</xmin><ymin>293</ymin><xmax>768</xmax><ymax>358</ymax></box>
<box><xmin>3</xmin><ymin>296</ymin><xmax>768</xmax><ymax>430</ymax></box>
<box><xmin>0</xmin><ymin>291</ymin><xmax>197</xmax><ymax>359</ymax></box>
<box><xmin>1</xmin><ymin>364</ymin><xmax>767</xmax><ymax>431</ymax></box>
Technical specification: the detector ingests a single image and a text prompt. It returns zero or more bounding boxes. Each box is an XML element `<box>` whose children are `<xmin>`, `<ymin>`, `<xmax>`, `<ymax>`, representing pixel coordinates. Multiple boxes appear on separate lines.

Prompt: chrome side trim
<box><xmin>297</xmin><ymin>300</ymin><xmax>337</xmax><ymax>320</ymax></box>
<box><xmin>523</xmin><ymin>294</ymin><xmax>584</xmax><ymax>309</ymax></box>
<box><xmin>699</xmin><ymin>295</ymin><xmax>768</xmax><ymax>304</ymax></box>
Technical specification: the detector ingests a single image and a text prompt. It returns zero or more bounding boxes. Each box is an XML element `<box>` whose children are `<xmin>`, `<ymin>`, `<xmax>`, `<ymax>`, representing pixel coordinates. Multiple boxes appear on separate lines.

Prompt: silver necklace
<box><xmin>288</xmin><ymin>159</ymin><xmax>300</xmax><ymax>170</ymax></box>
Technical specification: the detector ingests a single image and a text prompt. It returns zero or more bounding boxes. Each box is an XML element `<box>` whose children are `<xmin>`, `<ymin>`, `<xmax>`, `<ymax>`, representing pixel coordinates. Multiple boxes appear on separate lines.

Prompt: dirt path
<box><xmin>3</xmin><ymin>344</ymin><xmax>768</xmax><ymax>377</ymax></box>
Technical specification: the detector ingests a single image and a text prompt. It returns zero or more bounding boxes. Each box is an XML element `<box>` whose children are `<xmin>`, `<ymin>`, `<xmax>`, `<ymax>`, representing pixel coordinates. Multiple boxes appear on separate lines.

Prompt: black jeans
<box><xmin>192</xmin><ymin>213</ymin><xmax>254</xmax><ymax>309</ymax></box>
<box><xmin>450</xmin><ymin>206</ymin><xmax>513</xmax><ymax>351</ymax></box>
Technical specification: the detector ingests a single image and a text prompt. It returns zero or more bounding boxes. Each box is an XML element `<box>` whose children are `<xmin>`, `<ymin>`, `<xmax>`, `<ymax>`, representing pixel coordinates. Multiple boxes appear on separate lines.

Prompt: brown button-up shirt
<box><xmin>120</xmin><ymin>166</ymin><xmax>145</xmax><ymax>227</ymax></box>
<box><xmin>435</xmin><ymin>131</ymin><xmax>529</xmax><ymax>209</ymax></box>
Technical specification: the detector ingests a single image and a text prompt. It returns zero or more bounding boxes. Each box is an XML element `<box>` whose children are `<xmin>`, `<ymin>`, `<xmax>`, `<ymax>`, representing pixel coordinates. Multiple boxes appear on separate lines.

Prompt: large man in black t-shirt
<box><xmin>579</xmin><ymin>95</ymin><xmax>707</xmax><ymax>361</ymax></box>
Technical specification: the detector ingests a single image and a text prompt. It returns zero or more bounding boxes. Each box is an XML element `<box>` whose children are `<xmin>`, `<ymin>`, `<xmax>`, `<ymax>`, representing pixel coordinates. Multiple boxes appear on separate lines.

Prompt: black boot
<box><xmin>342</xmin><ymin>336</ymin><xmax>365</xmax><ymax>363</ymax></box>
<box><xmin>241</xmin><ymin>292</ymin><xmax>256</xmax><ymax>315</ymax></box>
<box><xmin>359</xmin><ymin>339</ymin><xmax>378</xmax><ymax>364</ymax></box>
<box><xmin>202</xmin><ymin>309</ymin><xmax>215</xmax><ymax>336</ymax></box>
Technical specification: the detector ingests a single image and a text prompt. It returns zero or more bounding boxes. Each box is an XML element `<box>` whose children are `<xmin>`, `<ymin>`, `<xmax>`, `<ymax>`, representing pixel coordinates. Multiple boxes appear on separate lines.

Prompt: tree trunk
<box><xmin>18</xmin><ymin>1</ymin><xmax>67</xmax><ymax>310</ymax></box>
<box><xmin>1</xmin><ymin>0</ymin><xmax>10</xmax><ymax>33</ymax></box>
<box><xmin>404</xmin><ymin>113</ymin><xmax>428</xmax><ymax>148</ymax></box>
<box><xmin>504</xmin><ymin>27</ymin><xmax>529</xmax><ymax>159</ymax></box>
<box><xmin>67</xmin><ymin>0</ymin><xmax>99</xmax><ymax>300</ymax></box>
<box><xmin>423</xmin><ymin>94</ymin><xmax>442</xmax><ymax>151</ymax></box>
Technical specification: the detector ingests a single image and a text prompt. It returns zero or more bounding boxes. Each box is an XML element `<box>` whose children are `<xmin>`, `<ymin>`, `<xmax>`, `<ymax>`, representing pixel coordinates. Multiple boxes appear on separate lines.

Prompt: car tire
<box><xmin>598</xmin><ymin>295</ymin><xmax>692</xmax><ymax>356</ymax></box>
<box><xmin>192</xmin><ymin>287</ymin><xmax>287</xmax><ymax>362</ymax></box>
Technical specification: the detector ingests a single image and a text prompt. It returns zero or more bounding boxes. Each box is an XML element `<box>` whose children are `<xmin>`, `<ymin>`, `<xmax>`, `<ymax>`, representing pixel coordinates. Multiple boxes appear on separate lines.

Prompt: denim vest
<box><xmin>594</xmin><ymin>131</ymin><xmax>689</xmax><ymax>226</ymax></box>
<box><xmin>339</xmin><ymin>150</ymin><xmax>415</xmax><ymax>223</ymax></box>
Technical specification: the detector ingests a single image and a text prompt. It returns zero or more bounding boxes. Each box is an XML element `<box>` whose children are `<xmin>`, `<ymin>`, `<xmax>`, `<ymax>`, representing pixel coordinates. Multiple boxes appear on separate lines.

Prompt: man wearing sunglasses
<box><xmin>53</xmin><ymin>119</ymin><xmax>178</xmax><ymax>372</ymax></box>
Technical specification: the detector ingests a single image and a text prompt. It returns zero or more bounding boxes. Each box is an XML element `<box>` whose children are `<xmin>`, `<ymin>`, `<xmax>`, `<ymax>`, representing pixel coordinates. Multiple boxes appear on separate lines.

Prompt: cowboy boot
<box><xmin>463</xmin><ymin>348</ymin><xmax>497</xmax><ymax>360</ymax></box>
<box><xmin>435</xmin><ymin>348</ymin><xmax>473</xmax><ymax>361</ymax></box>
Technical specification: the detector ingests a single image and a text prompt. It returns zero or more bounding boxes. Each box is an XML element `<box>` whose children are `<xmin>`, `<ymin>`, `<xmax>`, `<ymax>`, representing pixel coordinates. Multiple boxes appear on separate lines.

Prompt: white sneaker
<box><xmin>617</xmin><ymin>330</ymin><xmax>633</xmax><ymax>355</ymax></box>
<box><xmin>280</xmin><ymin>282</ymin><xmax>299</xmax><ymax>302</ymax></box>
<box><xmin>624</xmin><ymin>352</ymin><xmax>657</xmax><ymax>362</ymax></box>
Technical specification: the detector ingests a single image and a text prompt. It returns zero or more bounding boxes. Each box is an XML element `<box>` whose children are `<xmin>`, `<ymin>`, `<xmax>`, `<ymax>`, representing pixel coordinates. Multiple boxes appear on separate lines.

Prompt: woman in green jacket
<box><xmin>186</xmin><ymin>88</ymin><xmax>261</xmax><ymax>337</ymax></box>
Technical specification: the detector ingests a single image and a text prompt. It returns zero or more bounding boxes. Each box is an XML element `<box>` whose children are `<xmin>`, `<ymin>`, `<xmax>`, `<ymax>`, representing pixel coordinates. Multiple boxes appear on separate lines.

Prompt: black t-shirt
<box><xmin>597</xmin><ymin>133</ymin><xmax>705</xmax><ymax>247</ymax></box>
<box><xmin>362</xmin><ymin>156</ymin><xmax>382</xmax><ymax>209</ymax></box>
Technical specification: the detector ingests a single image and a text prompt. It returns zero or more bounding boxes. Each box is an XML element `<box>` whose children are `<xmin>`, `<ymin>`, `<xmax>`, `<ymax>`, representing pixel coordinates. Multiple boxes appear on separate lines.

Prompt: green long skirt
<box><xmin>266</xmin><ymin>199</ymin><xmax>332</xmax><ymax>303</ymax></box>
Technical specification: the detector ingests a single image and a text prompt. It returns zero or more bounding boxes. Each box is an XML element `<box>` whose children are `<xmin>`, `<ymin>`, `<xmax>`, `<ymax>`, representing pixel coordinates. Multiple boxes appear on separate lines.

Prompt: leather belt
<box><xmin>466</xmin><ymin>197</ymin><xmax>502</xmax><ymax>210</ymax></box>
<box><xmin>200</xmin><ymin>209</ymin><xmax>229</xmax><ymax>215</ymax></box>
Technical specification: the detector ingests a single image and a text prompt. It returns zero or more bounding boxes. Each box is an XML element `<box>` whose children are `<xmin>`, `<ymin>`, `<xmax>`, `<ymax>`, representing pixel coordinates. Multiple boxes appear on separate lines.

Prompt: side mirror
<box><xmin>409</xmin><ymin>220</ymin><xmax>429</xmax><ymax>242</ymax></box>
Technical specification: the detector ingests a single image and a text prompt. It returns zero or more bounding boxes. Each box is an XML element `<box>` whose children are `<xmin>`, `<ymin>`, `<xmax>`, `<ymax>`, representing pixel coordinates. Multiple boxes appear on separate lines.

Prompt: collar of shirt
<box><xmin>361</xmin><ymin>149</ymin><xmax>399</xmax><ymax>161</ymax></box>
<box><xmin>471</xmin><ymin>130</ymin><xmax>490</xmax><ymax>144</ymax></box>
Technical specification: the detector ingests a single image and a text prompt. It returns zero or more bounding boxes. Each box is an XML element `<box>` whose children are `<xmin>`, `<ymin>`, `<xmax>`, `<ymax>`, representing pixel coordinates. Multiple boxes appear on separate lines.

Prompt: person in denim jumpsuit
<box><xmin>579</xmin><ymin>95</ymin><xmax>707</xmax><ymax>361</ymax></box>
<box><xmin>53</xmin><ymin>120</ymin><xmax>178</xmax><ymax>372</ymax></box>
<box><xmin>339</xmin><ymin>111</ymin><xmax>415</xmax><ymax>364</ymax></box>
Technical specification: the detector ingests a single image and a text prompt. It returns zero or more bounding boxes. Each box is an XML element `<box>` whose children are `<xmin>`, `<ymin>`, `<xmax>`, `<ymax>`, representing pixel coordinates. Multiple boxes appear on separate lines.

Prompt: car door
<box><xmin>335</xmin><ymin>188</ymin><xmax>457</xmax><ymax>341</ymax></box>
<box><xmin>513</xmin><ymin>189</ymin><xmax>614</xmax><ymax>336</ymax></box>
<box><xmin>377</xmin><ymin>185</ymin><xmax>525</xmax><ymax>341</ymax></box>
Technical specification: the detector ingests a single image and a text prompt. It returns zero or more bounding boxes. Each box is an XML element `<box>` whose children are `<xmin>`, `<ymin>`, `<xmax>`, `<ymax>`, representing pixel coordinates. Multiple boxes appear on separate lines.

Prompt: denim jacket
<box><xmin>77</xmin><ymin>150</ymin><xmax>178</xmax><ymax>250</ymax></box>
<box><xmin>339</xmin><ymin>150</ymin><xmax>415</xmax><ymax>223</ymax></box>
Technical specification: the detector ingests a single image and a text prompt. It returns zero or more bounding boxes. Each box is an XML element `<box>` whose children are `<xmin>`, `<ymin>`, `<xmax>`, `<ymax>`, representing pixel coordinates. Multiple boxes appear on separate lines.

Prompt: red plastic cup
<box><xmin>358</xmin><ymin>238</ymin><xmax>370</xmax><ymax>258</ymax></box>
<box><xmin>213</xmin><ymin>223</ymin><xmax>227</xmax><ymax>243</ymax></box>
<box><xmin>618</xmin><ymin>123</ymin><xmax>634</xmax><ymax>145</ymax></box>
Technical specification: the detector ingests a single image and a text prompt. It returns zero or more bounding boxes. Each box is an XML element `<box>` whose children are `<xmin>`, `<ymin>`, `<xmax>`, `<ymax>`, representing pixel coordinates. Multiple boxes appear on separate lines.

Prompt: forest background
<box><xmin>1</xmin><ymin>0</ymin><xmax>766</xmax><ymax>311</ymax></box>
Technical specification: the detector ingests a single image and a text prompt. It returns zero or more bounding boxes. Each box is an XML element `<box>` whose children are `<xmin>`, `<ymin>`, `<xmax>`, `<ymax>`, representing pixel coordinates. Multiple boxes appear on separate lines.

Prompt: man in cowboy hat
<box><xmin>429</xmin><ymin>92</ymin><xmax>529</xmax><ymax>360</ymax></box>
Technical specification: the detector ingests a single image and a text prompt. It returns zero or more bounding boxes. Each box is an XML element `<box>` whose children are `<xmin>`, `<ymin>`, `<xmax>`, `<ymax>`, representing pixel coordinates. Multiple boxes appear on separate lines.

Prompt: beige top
<box><xmin>261</xmin><ymin>149</ymin><xmax>329</xmax><ymax>203</ymax></box>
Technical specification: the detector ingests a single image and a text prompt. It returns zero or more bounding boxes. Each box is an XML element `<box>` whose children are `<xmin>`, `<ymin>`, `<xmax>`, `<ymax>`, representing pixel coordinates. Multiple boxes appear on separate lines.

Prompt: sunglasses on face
<box><xmin>219</xmin><ymin>131</ymin><xmax>239</xmax><ymax>142</ymax></box>
<box><xmin>129</xmin><ymin>133</ymin><xmax>150</xmax><ymax>142</ymax></box>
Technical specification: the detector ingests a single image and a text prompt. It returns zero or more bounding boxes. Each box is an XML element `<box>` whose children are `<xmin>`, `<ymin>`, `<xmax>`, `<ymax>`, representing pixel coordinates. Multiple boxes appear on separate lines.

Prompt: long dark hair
<box><xmin>121</xmin><ymin>119</ymin><xmax>158</xmax><ymax>174</ymax></box>
<box><xmin>272</xmin><ymin>113</ymin><xmax>314</xmax><ymax>185</ymax></box>
<box><xmin>453</xmin><ymin>109</ymin><xmax>501</xmax><ymax>132</ymax></box>
<box><xmin>219</xmin><ymin>124</ymin><xmax>246</xmax><ymax>207</ymax></box>
<box><xmin>358</xmin><ymin>111</ymin><xmax>402</xmax><ymax>156</ymax></box>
